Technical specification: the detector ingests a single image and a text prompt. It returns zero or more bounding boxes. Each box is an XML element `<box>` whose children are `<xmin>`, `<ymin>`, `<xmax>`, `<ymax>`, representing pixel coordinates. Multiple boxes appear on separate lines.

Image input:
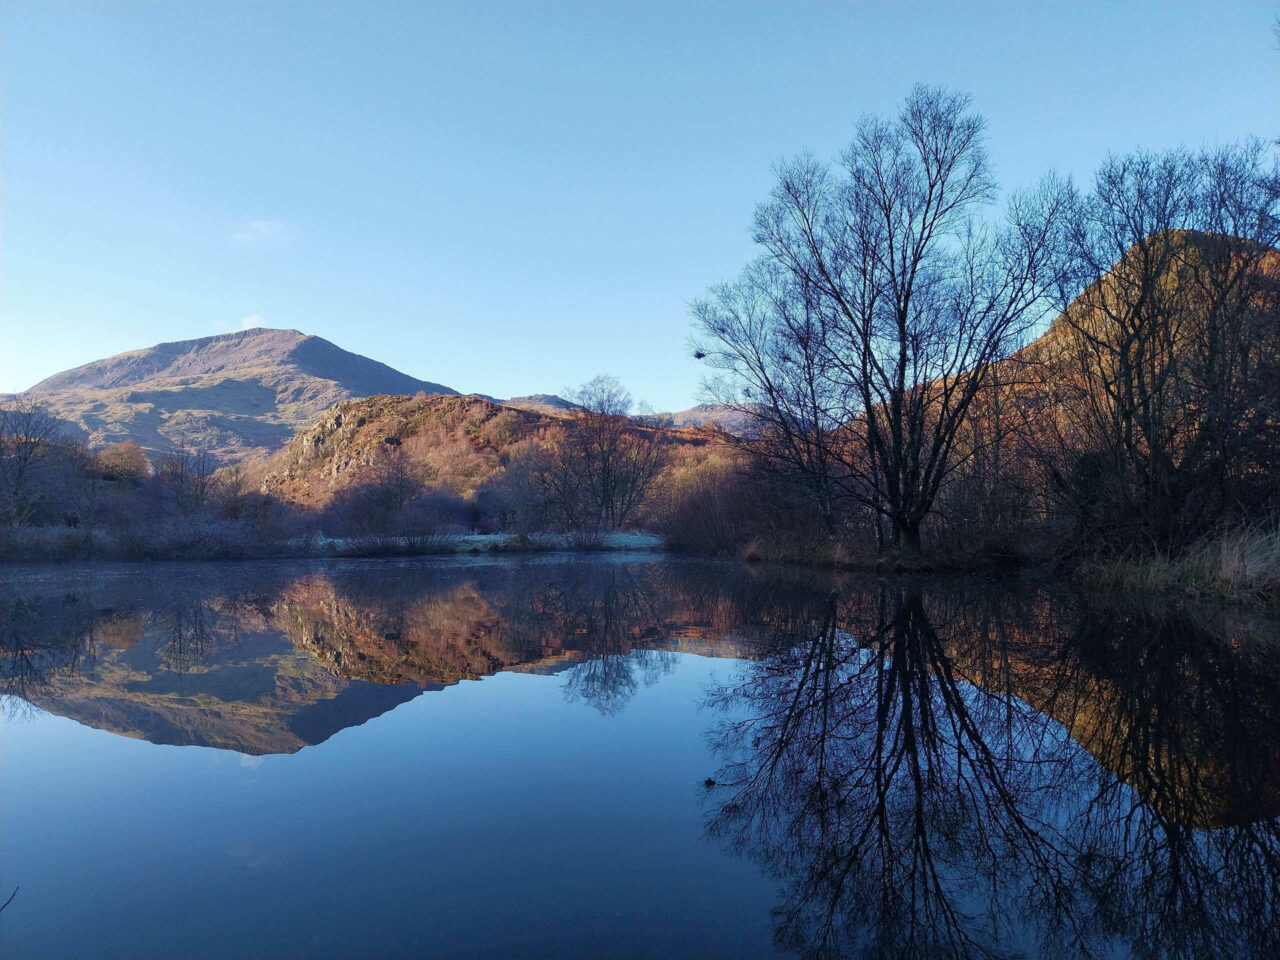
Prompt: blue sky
<box><xmin>2</xmin><ymin>1</ymin><xmax>1276</xmax><ymax>410</ymax></box>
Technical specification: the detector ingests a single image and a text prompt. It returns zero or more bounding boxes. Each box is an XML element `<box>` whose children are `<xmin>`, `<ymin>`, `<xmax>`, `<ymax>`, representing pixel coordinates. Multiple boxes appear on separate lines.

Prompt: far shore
<box><xmin>0</xmin><ymin>527</ymin><xmax>666</xmax><ymax>564</ymax></box>
<box><xmin>4</xmin><ymin>524</ymin><xmax>1277</xmax><ymax>616</ymax></box>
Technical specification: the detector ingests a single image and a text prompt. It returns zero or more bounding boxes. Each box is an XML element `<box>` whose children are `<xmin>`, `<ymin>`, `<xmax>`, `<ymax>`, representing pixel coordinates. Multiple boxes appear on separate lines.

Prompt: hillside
<box><xmin>260</xmin><ymin>393</ymin><xmax>559</xmax><ymax>508</ymax></box>
<box><xmin>258</xmin><ymin>392</ymin><xmax>714</xmax><ymax>515</ymax></box>
<box><xmin>12</xmin><ymin>327</ymin><xmax>458</xmax><ymax>464</ymax></box>
<box><xmin>497</xmin><ymin>395</ymin><xmax>754</xmax><ymax>434</ymax></box>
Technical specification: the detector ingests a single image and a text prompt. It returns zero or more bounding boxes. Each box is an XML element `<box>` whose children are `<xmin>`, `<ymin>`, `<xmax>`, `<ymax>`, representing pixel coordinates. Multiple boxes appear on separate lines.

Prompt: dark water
<box><xmin>2</xmin><ymin>556</ymin><xmax>1279</xmax><ymax>960</ymax></box>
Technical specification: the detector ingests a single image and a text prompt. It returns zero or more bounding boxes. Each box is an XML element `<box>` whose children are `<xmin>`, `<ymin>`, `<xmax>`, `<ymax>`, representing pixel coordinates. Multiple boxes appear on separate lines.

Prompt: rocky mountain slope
<box><xmin>259</xmin><ymin>392</ymin><xmax>714</xmax><ymax>511</ymax></box>
<box><xmin>12</xmin><ymin>327</ymin><xmax>458</xmax><ymax>464</ymax></box>
<box><xmin>260</xmin><ymin>393</ymin><xmax>561</xmax><ymax>508</ymax></box>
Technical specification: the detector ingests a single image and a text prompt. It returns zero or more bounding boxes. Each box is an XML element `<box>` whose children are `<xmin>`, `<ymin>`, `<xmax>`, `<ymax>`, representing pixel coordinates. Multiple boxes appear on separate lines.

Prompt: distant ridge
<box><xmin>497</xmin><ymin>394</ymin><xmax>756</xmax><ymax>435</ymax></box>
<box><xmin>499</xmin><ymin>394</ymin><xmax>582</xmax><ymax>416</ymax></box>
<box><xmin>662</xmin><ymin>403</ymin><xmax>757</xmax><ymax>433</ymax></box>
<box><xmin>14</xmin><ymin>327</ymin><xmax>458</xmax><ymax>463</ymax></box>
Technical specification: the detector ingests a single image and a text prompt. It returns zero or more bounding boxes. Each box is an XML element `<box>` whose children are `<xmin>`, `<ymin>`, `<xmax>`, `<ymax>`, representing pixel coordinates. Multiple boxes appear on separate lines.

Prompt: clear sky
<box><xmin>2</xmin><ymin>1</ymin><xmax>1276</xmax><ymax>409</ymax></box>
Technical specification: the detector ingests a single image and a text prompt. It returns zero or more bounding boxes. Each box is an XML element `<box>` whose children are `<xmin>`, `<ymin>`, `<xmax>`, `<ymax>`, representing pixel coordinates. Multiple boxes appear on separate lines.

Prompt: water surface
<box><xmin>3</xmin><ymin>556</ymin><xmax>1279</xmax><ymax>959</ymax></box>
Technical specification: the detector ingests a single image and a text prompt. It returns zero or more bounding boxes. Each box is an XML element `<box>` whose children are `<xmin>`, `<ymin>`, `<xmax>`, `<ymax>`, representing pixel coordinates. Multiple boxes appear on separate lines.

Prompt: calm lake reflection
<box><xmin>2</xmin><ymin>556</ymin><xmax>1279</xmax><ymax>959</ymax></box>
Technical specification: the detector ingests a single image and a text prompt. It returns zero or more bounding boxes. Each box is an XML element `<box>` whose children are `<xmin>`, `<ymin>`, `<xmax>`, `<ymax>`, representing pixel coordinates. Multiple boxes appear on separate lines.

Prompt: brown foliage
<box><xmin>97</xmin><ymin>440</ymin><xmax>149</xmax><ymax>484</ymax></box>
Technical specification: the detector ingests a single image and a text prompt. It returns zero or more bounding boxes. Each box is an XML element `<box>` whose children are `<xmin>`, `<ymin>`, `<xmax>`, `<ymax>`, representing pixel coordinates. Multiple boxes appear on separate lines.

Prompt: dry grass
<box><xmin>1081</xmin><ymin>524</ymin><xmax>1280</xmax><ymax>605</ymax></box>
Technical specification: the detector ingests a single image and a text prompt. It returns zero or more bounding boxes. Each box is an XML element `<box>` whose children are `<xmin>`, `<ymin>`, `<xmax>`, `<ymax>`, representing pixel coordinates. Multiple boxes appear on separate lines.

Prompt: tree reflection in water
<box><xmin>0</xmin><ymin>591</ymin><xmax>100</xmax><ymax>711</ymax></box>
<box><xmin>703</xmin><ymin>582</ymin><xmax>1280</xmax><ymax>960</ymax></box>
<box><xmin>547</xmin><ymin>565</ymin><xmax>677</xmax><ymax>715</ymax></box>
<box><xmin>149</xmin><ymin>594</ymin><xmax>251</xmax><ymax>674</ymax></box>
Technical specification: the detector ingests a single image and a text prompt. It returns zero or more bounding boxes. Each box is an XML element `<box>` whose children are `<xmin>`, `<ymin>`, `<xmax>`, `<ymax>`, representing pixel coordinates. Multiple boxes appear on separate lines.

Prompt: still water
<box><xmin>2</xmin><ymin>555</ymin><xmax>1279</xmax><ymax>959</ymax></box>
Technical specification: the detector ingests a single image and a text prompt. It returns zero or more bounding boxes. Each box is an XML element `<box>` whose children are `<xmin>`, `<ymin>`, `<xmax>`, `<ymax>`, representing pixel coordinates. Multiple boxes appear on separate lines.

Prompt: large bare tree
<box><xmin>0</xmin><ymin>397</ymin><xmax>64</xmax><ymax>526</ymax></box>
<box><xmin>693</xmin><ymin>85</ymin><xmax>1068</xmax><ymax>552</ymax></box>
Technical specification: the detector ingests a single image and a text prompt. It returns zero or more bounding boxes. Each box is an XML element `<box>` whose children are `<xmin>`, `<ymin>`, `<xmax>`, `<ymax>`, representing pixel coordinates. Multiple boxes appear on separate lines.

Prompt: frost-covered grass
<box><xmin>0</xmin><ymin>524</ymin><xmax>664</xmax><ymax>563</ymax></box>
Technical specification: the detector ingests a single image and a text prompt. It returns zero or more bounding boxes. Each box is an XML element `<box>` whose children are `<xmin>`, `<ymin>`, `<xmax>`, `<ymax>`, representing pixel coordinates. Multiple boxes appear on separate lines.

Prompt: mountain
<box><xmin>661</xmin><ymin>403</ymin><xmax>758</xmax><ymax>433</ymax></box>
<box><xmin>499</xmin><ymin>394</ymin><xmax>582</xmax><ymax>416</ymax></box>
<box><xmin>497</xmin><ymin>395</ymin><xmax>757</xmax><ymax>435</ymax></box>
<box><xmin>14</xmin><ymin>327</ymin><xmax>458</xmax><ymax>464</ymax></box>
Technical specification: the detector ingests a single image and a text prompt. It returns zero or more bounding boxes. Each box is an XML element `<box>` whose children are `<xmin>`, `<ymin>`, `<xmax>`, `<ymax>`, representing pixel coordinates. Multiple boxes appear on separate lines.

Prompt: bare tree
<box><xmin>61</xmin><ymin>439</ymin><xmax>106</xmax><ymax>533</ymax></box>
<box><xmin>693</xmin><ymin>85</ymin><xmax>1069</xmax><ymax>552</ymax></box>
<box><xmin>327</xmin><ymin>445</ymin><xmax>432</xmax><ymax>537</ymax></box>
<box><xmin>214</xmin><ymin>462</ymin><xmax>250</xmax><ymax>519</ymax></box>
<box><xmin>372</xmin><ymin>446</ymin><xmax>424</xmax><ymax>518</ymax></box>
<box><xmin>569</xmin><ymin>373</ymin><xmax>632</xmax><ymax>419</ymax></box>
<box><xmin>159</xmin><ymin>440</ymin><xmax>216</xmax><ymax>514</ymax></box>
<box><xmin>0</xmin><ymin>397</ymin><xmax>64</xmax><ymax>525</ymax></box>
<box><xmin>542</xmin><ymin>375</ymin><xmax>668</xmax><ymax>533</ymax></box>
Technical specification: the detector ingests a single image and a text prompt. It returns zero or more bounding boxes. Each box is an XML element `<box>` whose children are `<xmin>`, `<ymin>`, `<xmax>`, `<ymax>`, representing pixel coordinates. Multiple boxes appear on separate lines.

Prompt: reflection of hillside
<box><xmin>1</xmin><ymin>571</ymin><xmax>421</xmax><ymax>755</ymax></box>
<box><xmin>271</xmin><ymin>564</ymin><xmax>748</xmax><ymax>700</ymax></box>
<box><xmin>6</xmin><ymin>560</ymin><xmax>1278</xmax><ymax>811</ymax></box>
<box><xmin>25</xmin><ymin>645</ymin><xmax>419</xmax><ymax>756</ymax></box>
<box><xmin>703</xmin><ymin>576</ymin><xmax>1280</xmax><ymax>830</ymax></box>
<box><xmin>275</xmin><ymin>578</ymin><xmax>527</xmax><ymax>688</ymax></box>
<box><xmin>1</xmin><ymin>561</ymin><xmax>754</xmax><ymax>752</ymax></box>
<box><xmin>941</xmin><ymin>594</ymin><xmax>1280</xmax><ymax>830</ymax></box>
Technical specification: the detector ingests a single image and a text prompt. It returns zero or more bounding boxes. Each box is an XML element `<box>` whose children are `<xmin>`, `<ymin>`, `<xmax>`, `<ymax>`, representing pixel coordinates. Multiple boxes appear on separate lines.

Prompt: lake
<box><xmin>2</xmin><ymin>555</ymin><xmax>1278</xmax><ymax>959</ymax></box>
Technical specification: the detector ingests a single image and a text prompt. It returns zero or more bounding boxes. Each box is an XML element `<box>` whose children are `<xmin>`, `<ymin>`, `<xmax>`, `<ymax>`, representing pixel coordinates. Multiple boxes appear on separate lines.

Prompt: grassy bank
<box><xmin>1077</xmin><ymin>525</ymin><xmax>1280</xmax><ymax>607</ymax></box>
<box><xmin>662</xmin><ymin>520</ymin><xmax>1280</xmax><ymax>611</ymax></box>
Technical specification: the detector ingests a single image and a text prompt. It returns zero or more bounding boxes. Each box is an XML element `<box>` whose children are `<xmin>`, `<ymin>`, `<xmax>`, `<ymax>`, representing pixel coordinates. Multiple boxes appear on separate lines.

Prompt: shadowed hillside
<box><xmin>661</xmin><ymin>403</ymin><xmax>758</xmax><ymax>433</ymax></box>
<box><xmin>499</xmin><ymin>395</ymin><xmax>755</xmax><ymax>434</ymax></box>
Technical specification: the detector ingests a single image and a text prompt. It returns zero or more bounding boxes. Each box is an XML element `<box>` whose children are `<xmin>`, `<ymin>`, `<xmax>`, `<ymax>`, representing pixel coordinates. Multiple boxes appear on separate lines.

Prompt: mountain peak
<box><xmin>21</xmin><ymin>329</ymin><xmax>459</xmax><ymax>463</ymax></box>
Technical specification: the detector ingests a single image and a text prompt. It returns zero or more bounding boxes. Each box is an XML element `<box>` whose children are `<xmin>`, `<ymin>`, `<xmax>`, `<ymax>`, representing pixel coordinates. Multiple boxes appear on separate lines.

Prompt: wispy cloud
<box><xmin>214</xmin><ymin>314</ymin><xmax>269</xmax><ymax>334</ymax></box>
<box><xmin>230</xmin><ymin>218</ymin><xmax>288</xmax><ymax>247</ymax></box>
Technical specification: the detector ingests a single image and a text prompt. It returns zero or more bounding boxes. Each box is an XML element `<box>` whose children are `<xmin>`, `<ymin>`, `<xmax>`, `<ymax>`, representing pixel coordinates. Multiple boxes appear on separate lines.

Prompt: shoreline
<box><xmin>4</xmin><ymin>526</ymin><xmax>1276</xmax><ymax>614</ymax></box>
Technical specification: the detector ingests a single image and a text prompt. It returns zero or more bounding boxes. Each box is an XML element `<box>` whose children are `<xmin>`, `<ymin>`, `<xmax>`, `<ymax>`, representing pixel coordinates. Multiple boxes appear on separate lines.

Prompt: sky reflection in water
<box><xmin>2</xmin><ymin>557</ymin><xmax>1279</xmax><ymax>959</ymax></box>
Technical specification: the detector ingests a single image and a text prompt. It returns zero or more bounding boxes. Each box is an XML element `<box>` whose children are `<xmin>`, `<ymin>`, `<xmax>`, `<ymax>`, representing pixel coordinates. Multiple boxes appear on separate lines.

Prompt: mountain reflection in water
<box><xmin>3</xmin><ymin>558</ymin><xmax>1279</xmax><ymax>959</ymax></box>
<box><xmin>1</xmin><ymin>560</ymin><xmax>721</xmax><ymax>753</ymax></box>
